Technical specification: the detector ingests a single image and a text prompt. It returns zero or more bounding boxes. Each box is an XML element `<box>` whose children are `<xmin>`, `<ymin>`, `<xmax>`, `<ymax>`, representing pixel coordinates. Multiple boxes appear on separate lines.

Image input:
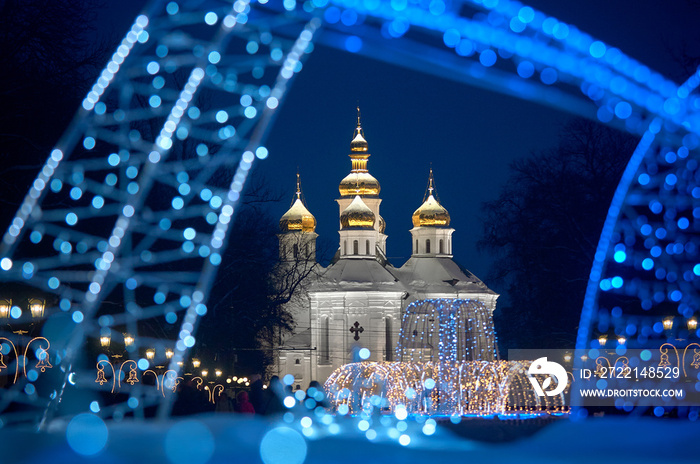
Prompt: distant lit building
<box><xmin>275</xmin><ymin>110</ymin><xmax>498</xmax><ymax>389</ymax></box>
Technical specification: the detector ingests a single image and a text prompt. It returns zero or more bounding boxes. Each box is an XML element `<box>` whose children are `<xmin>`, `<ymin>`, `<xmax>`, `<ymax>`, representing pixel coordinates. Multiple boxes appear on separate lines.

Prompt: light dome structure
<box><xmin>324</xmin><ymin>298</ymin><xmax>566</xmax><ymax>416</ymax></box>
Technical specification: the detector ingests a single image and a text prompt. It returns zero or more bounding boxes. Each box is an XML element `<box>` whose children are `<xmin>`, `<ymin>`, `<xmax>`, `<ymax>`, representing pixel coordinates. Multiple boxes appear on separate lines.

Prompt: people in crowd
<box><xmin>235</xmin><ymin>390</ymin><xmax>255</xmax><ymax>414</ymax></box>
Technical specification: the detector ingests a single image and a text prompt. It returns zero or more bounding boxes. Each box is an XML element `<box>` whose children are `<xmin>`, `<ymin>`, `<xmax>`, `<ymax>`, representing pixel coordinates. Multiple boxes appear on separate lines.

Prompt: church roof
<box><xmin>394</xmin><ymin>257</ymin><xmax>497</xmax><ymax>296</ymax></box>
<box><xmin>311</xmin><ymin>258</ymin><xmax>407</xmax><ymax>293</ymax></box>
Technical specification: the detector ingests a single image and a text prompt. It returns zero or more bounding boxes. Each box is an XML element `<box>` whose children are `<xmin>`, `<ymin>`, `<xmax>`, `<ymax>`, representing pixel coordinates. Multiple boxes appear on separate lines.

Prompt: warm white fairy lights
<box><xmin>325</xmin><ymin>299</ymin><xmax>565</xmax><ymax>416</ymax></box>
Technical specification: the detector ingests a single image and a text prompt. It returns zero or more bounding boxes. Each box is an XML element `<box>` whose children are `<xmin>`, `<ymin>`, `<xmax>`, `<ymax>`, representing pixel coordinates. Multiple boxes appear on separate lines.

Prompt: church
<box><xmin>274</xmin><ymin>110</ymin><xmax>499</xmax><ymax>390</ymax></box>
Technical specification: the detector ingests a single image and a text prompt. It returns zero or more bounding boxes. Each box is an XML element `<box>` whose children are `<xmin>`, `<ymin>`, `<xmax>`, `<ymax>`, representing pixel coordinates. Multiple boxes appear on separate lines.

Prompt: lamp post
<box><xmin>0</xmin><ymin>299</ymin><xmax>11</xmax><ymax>318</ymax></box>
<box><xmin>146</xmin><ymin>349</ymin><xmax>155</xmax><ymax>361</ymax></box>
<box><xmin>192</xmin><ymin>358</ymin><xmax>201</xmax><ymax>369</ymax></box>
<box><xmin>28</xmin><ymin>299</ymin><xmax>45</xmax><ymax>318</ymax></box>
<box><xmin>597</xmin><ymin>335</ymin><xmax>607</xmax><ymax>347</ymax></box>
<box><xmin>100</xmin><ymin>335</ymin><xmax>111</xmax><ymax>348</ymax></box>
<box><xmin>663</xmin><ymin>317</ymin><xmax>674</xmax><ymax>331</ymax></box>
<box><xmin>688</xmin><ymin>318</ymin><xmax>697</xmax><ymax>332</ymax></box>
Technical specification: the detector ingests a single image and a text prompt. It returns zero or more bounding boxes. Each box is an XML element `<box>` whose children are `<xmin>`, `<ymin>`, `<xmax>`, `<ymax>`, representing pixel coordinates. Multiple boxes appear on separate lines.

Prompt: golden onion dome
<box><xmin>279</xmin><ymin>174</ymin><xmax>316</xmax><ymax>233</ymax></box>
<box><xmin>412</xmin><ymin>195</ymin><xmax>450</xmax><ymax>227</ymax></box>
<box><xmin>339</xmin><ymin>172</ymin><xmax>381</xmax><ymax>197</ymax></box>
<box><xmin>339</xmin><ymin>107</ymin><xmax>381</xmax><ymax>197</ymax></box>
<box><xmin>350</xmin><ymin>130</ymin><xmax>368</xmax><ymax>152</ymax></box>
<box><xmin>412</xmin><ymin>169</ymin><xmax>450</xmax><ymax>227</ymax></box>
<box><xmin>340</xmin><ymin>195</ymin><xmax>375</xmax><ymax>229</ymax></box>
<box><xmin>379</xmin><ymin>215</ymin><xmax>386</xmax><ymax>234</ymax></box>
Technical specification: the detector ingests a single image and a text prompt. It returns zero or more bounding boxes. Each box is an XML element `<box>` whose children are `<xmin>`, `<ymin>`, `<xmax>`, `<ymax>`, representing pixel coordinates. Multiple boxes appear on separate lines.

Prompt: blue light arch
<box><xmin>0</xmin><ymin>0</ymin><xmax>697</xmax><ymax>423</ymax></box>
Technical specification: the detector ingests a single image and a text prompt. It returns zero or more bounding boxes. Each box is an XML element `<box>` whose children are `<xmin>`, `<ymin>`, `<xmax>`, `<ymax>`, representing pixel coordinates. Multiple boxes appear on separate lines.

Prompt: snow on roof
<box><xmin>394</xmin><ymin>256</ymin><xmax>497</xmax><ymax>295</ymax></box>
<box><xmin>311</xmin><ymin>258</ymin><xmax>407</xmax><ymax>293</ymax></box>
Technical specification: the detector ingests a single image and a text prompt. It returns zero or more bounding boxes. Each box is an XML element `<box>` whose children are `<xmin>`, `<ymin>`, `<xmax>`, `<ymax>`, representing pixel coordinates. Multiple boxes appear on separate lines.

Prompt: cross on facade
<box><xmin>349</xmin><ymin>321</ymin><xmax>364</xmax><ymax>341</ymax></box>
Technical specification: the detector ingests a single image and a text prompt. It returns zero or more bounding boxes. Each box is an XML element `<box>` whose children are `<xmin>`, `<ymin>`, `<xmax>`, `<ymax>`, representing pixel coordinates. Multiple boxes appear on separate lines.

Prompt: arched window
<box><xmin>426</xmin><ymin>239</ymin><xmax>431</xmax><ymax>254</ymax></box>
<box><xmin>320</xmin><ymin>317</ymin><xmax>330</xmax><ymax>364</ymax></box>
<box><xmin>353</xmin><ymin>240</ymin><xmax>359</xmax><ymax>255</ymax></box>
<box><xmin>293</xmin><ymin>243</ymin><xmax>299</xmax><ymax>258</ymax></box>
<box><xmin>295</xmin><ymin>358</ymin><xmax>300</xmax><ymax>365</ymax></box>
<box><xmin>439</xmin><ymin>239</ymin><xmax>444</xmax><ymax>254</ymax></box>
<box><xmin>385</xmin><ymin>317</ymin><xmax>393</xmax><ymax>361</ymax></box>
<box><xmin>365</xmin><ymin>240</ymin><xmax>370</xmax><ymax>255</ymax></box>
<box><xmin>343</xmin><ymin>240</ymin><xmax>347</xmax><ymax>255</ymax></box>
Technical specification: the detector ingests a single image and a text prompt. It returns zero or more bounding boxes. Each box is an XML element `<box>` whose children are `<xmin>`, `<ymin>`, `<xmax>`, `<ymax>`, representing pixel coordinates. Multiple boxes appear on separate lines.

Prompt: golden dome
<box><xmin>379</xmin><ymin>215</ymin><xmax>386</xmax><ymax>234</ymax></box>
<box><xmin>279</xmin><ymin>174</ymin><xmax>316</xmax><ymax>233</ymax></box>
<box><xmin>339</xmin><ymin>172</ymin><xmax>381</xmax><ymax>196</ymax></box>
<box><xmin>350</xmin><ymin>129</ymin><xmax>368</xmax><ymax>152</ymax></box>
<box><xmin>412</xmin><ymin>169</ymin><xmax>450</xmax><ymax>227</ymax></box>
<box><xmin>339</xmin><ymin>107</ymin><xmax>381</xmax><ymax>197</ymax></box>
<box><xmin>340</xmin><ymin>195</ymin><xmax>375</xmax><ymax>229</ymax></box>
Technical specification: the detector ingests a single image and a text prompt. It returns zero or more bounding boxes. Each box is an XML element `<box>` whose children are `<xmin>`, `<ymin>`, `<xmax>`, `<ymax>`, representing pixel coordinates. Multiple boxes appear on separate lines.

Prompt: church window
<box><xmin>385</xmin><ymin>317</ymin><xmax>393</xmax><ymax>361</ymax></box>
<box><xmin>365</xmin><ymin>240</ymin><xmax>370</xmax><ymax>255</ymax></box>
<box><xmin>320</xmin><ymin>317</ymin><xmax>330</xmax><ymax>364</ymax></box>
<box><xmin>426</xmin><ymin>239</ymin><xmax>431</xmax><ymax>254</ymax></box>
<box><xmin>295</xmin><ymin>358</ymin><xmax>300</xmax><ymax>365</ymax></box>
<box><xmin>439</xmin><ymin>239</ymin><xmax>444</xmax><ymax>254</ymax></box>
<box><xmin>293</xmin><ymin>243</ymin><xmax>299</xmax><ymax>259</ymax></box>
<box><xmin>353</xmin><ymin>240</ymin><xmax>359</xmax><ymax>255</ymax></box>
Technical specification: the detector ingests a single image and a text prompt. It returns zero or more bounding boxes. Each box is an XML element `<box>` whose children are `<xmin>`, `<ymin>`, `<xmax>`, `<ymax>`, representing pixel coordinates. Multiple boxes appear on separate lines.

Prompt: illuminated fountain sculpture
<box><xmin>325</xmin><ymin>299</ymin><xmax>565</xmax><ymax>415</ymax></box>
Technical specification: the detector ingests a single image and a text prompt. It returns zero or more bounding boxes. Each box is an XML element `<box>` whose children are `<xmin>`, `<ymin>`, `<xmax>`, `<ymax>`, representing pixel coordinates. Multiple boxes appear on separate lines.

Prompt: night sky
<box><xmin>255</xmin><ymin>0</ymin><xmax>699</xmax><ymax>280</ymax></box>
<box><xmin>8</xmin><ymin>0</ymin><xmax>700</xmax><ymax>284</ymax></box>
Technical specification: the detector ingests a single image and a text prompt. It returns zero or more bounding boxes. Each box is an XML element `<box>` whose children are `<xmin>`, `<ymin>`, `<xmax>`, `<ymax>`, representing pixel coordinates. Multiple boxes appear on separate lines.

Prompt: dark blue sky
<box><xmin>95</xmin><ymin>0</ymin><xmax>699</xmax><ymax>281</ymax></box>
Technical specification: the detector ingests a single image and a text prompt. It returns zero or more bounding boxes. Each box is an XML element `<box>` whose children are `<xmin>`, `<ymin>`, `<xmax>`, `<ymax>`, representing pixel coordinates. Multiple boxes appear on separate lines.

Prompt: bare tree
<box><xmin>479</xmin><ymin>118</ymin><xmax>638</xmax><ymax>350</ymax></box>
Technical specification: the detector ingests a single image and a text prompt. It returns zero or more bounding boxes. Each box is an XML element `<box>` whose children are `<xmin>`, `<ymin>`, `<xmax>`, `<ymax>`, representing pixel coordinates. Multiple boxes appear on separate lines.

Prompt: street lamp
<box><xmin>192</xmin><ymin>358</ymin><xmax>201</xmax><ymax>368</ymax></box>
<box><xmin>215</xmin><ymin>369</ymin><xmax>222</xmax><ymax>377</ymax></box>
<box><xmin>201</xmin><ymin>370</ymin><xmax>208</xmax><ymax>377</ymax></box>
<box><xmin>687</xmin><ymin>318</ymin><xmax>697</xmax><ymax>331</ymax></box>
<box><xmin>663</xmin><ymin>317</ymin><xmax>674</xmax><ymax>331</ymax></box>
<box><xmin>146</xmin><ymin>349</ymin><xmax>155</xmax><ymax>360</ymax></box>
<box><xmin>100</xmin><ymin>335</ymin><xmax>111</xmax><ymax>348</ymax></box>
<box><xmin>618</xmin><ymin>336</ymin><xmax>626</xmax><ymax>345</ymax></box>
<box><xmin>28</xmin><ymin>299</ymin><xmax>44</xmax><ymax>318</ymax></box>
<box><xmin>597</xmin><ymin>335</ymin><xmax>607</xmax><ymax>347</ymax></box>
<box><xmin>165</xmin><ymin>349</ymin><xmax>174</xmax><ymax>359</ymax></box>
<box><xmin>0</xmin><ymin>299</ymin><xmax>11</xmax><ymax>318</ymax></box>
<box><xmin>123</xmin><ymin>334</ymin><xmax>134</xmax><ymax>347</ymax></box>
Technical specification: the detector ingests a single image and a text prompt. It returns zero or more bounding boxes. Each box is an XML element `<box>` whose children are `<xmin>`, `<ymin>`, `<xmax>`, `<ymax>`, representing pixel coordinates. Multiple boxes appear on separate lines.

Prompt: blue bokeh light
<box><xmin>66</xmin><ymin>413</ymin><xmax>108</xmax><ymax>456</ymax></box>
<box><xmin>260</xmin><ymin>427</ymin><xmax>307</xmax><ymax>464</ymax></box>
